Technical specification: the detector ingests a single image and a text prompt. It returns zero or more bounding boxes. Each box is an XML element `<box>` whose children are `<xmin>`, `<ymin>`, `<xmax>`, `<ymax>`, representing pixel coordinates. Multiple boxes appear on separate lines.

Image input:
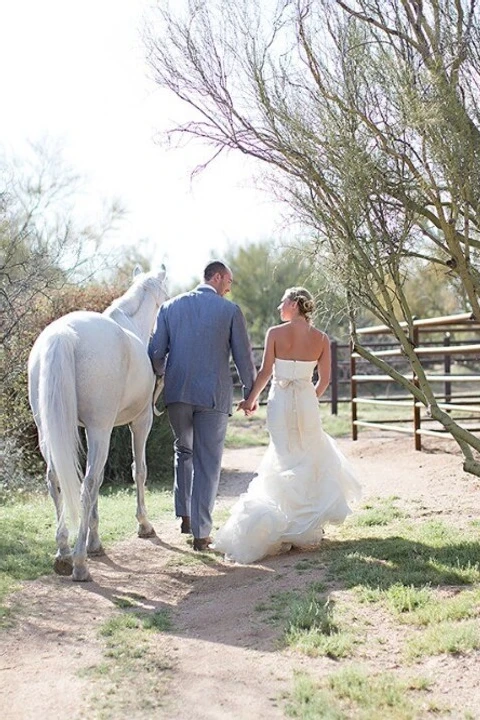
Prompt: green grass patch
<box><xmin>285</xmin><ymin>593</ymin><xmax>356</xmax><ymax>659</ymax></box>
<box><xmin>402</xmin><ymin>587</ymin><xmax>480</xmax><ymax>626</ymax></box>
<box><xmin>329</xmin><ymin>666</ymin><xmax>430</xmax><ymax>718</ymax></box>
<box><xmin>353</xmin><ymin>496</ymin><xmax>406</xmax><ymax>527</ymax></box>
<box><xmin>0</xmin><ymin>485</ymin><xmax>173</xmax><ymax>626</ymax></box>
<box><xmin>256</xmin><ymin>583</ymin><xmax>356</xmax><ymax>659</ymax></box>
<box><xmin>286</xmin><ymin>667</ymin><xmax>433</xmax><ymax>719</ymax></box>
<box><xmin>323</xmin><ymin>516</ymin><xmax>480</xmax><ymax>591</ymax></box>
<box><xmin>165</xmin><ymin>551</ymin><xmax>216</xmax><ymax>568</ymax></box>
<box><xmin>287</xmin><ymin>499</ymin><xmax>480</xmax><ymax>673</ymax></box>
<box><xmin>85</xmin><ymin>607</ymin><xmax>174</xmax><ymax>715</ymax></box>
<box><xmin>294</xmin><ymin>557</ymin><xmax>325</xmax><ymax>574</ymax></box>
<box><xmin>358</xmin><ymin>584</ymin><xmax>480</xmax><ymax>627</ymax></box>
<box><xmin>406</xmin><ymin>619</ymin><xmax>480</xmax><ymax>660</ymax></box>
<box><xmin>285</xmin><ymin>672</ymin><xmax>344</xmax><ymax>719</ymax></box>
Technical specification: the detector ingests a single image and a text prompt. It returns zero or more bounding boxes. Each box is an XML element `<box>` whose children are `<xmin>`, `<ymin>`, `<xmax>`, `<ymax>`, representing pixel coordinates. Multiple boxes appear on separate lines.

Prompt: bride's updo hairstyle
<box><xmin>285</xmin><ymin>287</ymin><xmax>315</xmax><ymax>322</ymax></box>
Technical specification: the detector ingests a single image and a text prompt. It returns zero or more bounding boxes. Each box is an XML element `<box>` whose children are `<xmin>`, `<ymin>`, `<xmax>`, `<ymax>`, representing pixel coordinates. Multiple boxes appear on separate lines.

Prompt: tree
<box><xmin>226</xmin><ymin>240</ymin><xmax>350</xmax><ymax>344</ymax></box>
<box><xmin>1</xmin><ymin>140</ymin><xmax>125</xmax><ymax>349</ymax></box>
<box><xmin>1</xmin><ymin>142</ymin><xmax>126</xmax><ymax>485</ymax></box>
<box><xmin>145</xmin><ymin>0</ymin><xmax>480</xmax><ymax>476</ymax></box>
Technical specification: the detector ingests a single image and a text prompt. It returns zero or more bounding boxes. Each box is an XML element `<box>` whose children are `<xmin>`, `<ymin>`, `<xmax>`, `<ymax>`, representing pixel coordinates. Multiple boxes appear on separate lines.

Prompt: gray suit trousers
<box><xmin>167</xmin><ymin>402</ymin><xmax>229</xmax><ymax>539</ymax></box>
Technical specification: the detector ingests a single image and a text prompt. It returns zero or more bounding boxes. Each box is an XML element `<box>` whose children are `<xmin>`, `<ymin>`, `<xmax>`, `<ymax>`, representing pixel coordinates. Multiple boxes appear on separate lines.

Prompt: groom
<box><xmin>148</xmin><ymin>260</ymin><xmax>257</xmax><ymax>550</ymax></box>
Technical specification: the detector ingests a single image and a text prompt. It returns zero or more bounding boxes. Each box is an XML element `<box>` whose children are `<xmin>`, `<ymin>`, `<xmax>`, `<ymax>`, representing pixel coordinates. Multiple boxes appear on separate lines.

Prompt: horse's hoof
<box><xmin>138</xmin><ymin>525</ymin><xmax>156</xmax><ymax>539</ymax></box>
<box><xmin>54</xmin><ymin>556</ymin><xmax>73</xmax><ymax>576</ymax></box>
<box><xmin>87</xmin><ymin>545</ymin><xmax>105</xmax><ymax>557</ymax></box>
<box><xmin>72</xmin><ymin>567</ymin><xmax>93</xmax><ymax>582</ymax></box>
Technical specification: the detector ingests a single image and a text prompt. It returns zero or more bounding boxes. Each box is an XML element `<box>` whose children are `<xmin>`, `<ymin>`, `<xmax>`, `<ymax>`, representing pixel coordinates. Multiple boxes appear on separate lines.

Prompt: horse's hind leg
<box><xmin>72</xmin><ymin>429</ymin><xmax>110</xmax><ymax>582</ymax></box>
<box><xmin>87</xmin><ymin>486</ymin><xmax>105</xmax><ymax>557</ymax></box>
<box><xmin>47</xmin><ymin>467</ymin><xmax>73</xmax><ymax>576</ymax></box>
<box><xmin>130</xmin><ymin>409</ymin><xmax>155</xmax><ymax>538</ymax></box>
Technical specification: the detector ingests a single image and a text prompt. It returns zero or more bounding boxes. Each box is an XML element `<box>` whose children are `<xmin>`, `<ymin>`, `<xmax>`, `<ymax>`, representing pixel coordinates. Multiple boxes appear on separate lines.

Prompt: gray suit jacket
<box><xmin>148</xmin><ymin>285</ymin><xmax>256</xmax><ymax>414</ymax></box>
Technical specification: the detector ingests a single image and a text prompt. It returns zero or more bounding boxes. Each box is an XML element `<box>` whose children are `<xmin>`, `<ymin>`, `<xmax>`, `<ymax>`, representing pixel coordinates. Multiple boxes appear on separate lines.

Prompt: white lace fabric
<box><xmin>213</xmin><ymin>359</ymin><xmax>361</xmax><ymax>564</ymax></box>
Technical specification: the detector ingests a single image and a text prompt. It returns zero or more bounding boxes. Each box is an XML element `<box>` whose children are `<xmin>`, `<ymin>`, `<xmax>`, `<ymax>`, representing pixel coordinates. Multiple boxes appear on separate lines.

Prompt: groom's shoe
<box><xmin>180</xmin><ymin>516</ymin><xmax>191</xmax><ymax>534</ymax></box>
<box><xmin>193</xmin><ymin>536</ymin><xmax>212</xmax><ymax>552</ymax></box>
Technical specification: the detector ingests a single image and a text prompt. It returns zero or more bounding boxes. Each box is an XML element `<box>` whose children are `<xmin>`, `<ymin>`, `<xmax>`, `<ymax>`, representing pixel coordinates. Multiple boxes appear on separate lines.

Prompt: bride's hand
<box><xmin>237</xmin><ymin>399</ymin><xmax>257</xmax><ymax>415</ymax></box>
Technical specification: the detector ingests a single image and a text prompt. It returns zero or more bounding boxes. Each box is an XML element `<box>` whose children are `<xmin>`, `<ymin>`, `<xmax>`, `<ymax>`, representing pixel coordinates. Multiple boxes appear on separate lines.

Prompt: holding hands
<box><xmin>237</xmin><ymin>398</ymin><xmax>258</xmax><ymax>416</ymax></box>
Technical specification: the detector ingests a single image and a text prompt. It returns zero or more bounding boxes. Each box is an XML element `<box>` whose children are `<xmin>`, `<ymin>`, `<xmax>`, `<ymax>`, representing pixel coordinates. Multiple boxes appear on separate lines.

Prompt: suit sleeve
<box><xmin>230</xmin><ymin>305</ymin><xmax>257</xmax><ymax>398</ymax></box>
<box><xmin>148</xmin><ymin>307</ymin><xmax>169</xmax><ymax>376</ymax></box>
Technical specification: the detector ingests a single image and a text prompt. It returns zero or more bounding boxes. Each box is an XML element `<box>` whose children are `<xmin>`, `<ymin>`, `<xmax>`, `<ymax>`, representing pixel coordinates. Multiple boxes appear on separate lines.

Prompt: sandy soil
<box><xmin>1</xmin><ymin>434</ymin><xmax>479</xmax><ymax>720</ymax></box>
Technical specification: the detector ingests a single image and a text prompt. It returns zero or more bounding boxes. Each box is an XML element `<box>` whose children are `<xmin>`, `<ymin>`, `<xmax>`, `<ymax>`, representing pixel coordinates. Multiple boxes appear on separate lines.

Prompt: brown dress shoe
<box><xmin>180</xmin><ymin>516</ymin><xmax>191</xmax><ymax>534</ymax></box>
<box><xmin>193</xmin><ymin>536</ymin><xmax>212</xmax><ymax>551</ymax></box>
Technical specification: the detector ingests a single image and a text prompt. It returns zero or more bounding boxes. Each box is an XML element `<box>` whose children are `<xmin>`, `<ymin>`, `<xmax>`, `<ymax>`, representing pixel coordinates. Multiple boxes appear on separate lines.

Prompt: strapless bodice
<box><xmin>273</xmin><ymin>359</ymin><xmax>316</xmax><ymax>382</ymax></box>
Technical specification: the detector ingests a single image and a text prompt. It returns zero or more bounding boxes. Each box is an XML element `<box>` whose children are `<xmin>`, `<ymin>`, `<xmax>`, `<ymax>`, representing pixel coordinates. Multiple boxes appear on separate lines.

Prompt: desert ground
<box><xmin>1</xmin><ymin>433</ymin><xmax>479</xmax><ymax>719</ymax></box>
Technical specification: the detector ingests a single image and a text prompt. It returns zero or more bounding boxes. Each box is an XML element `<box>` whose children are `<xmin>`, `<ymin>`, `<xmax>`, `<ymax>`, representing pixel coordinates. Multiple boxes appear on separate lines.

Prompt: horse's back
<box><xmin>29</xmin><ymin>311</ymin><xmax>154</xmax><ymax>428</ymax></box>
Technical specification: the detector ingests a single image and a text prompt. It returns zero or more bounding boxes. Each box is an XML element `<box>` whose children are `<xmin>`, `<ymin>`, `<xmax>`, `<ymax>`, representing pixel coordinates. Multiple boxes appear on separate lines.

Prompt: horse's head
<box><xmin>148</xmin><ymin>264</ymin><xmax>168</xmax><ymax>308</ymax></box>
<box><xmin>106</xmin><ymin>264</ymin><xmax>168</xmax><ymax>332</ymax></box>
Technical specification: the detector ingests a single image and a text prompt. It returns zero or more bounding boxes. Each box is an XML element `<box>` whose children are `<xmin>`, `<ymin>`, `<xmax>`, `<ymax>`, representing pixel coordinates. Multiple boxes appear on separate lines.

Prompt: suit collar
<box><xmin>196</xmin><ymin>284</ymin><xmax>218</xmax><ymax>294</ymax></box>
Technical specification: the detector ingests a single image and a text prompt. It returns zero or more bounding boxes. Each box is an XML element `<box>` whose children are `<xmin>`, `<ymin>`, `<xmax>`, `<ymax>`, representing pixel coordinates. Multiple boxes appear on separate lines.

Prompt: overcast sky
<box><xmin>0</xmin><ymin>0</ymin><xmax>283</xmax><ymax>286</ymax></box>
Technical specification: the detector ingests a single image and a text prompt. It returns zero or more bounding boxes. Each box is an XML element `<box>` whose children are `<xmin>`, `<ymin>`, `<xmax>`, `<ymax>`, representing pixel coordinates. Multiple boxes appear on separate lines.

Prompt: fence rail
<box><xmin>231</xmin><ymin>314</ymin><xmax>479</xmax><ymax>449</ymax></box>
<box><xmin>349</xmin><ymin>313</ymin><xmax>480</xmax><ymax>451</ymax></box>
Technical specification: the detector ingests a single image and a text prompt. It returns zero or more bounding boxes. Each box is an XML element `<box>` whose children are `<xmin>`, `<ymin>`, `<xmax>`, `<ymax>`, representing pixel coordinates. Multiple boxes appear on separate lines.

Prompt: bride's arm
<box><xmin>238</xmin><ymin>328</ymin><xmax>276</xmax><ymax>412</ymax></box>
<box><xmin>314</xmin><ymin>333</ymin><xmax>331</xmax><ymax>398</ymax></box>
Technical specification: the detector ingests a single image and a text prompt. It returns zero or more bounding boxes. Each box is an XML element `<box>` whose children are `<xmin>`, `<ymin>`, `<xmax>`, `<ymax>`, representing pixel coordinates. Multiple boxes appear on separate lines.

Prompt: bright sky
<box><xmin>0</xmin><ymin>0</ymin><xmax>283</xmax><ymax>287</ymax></box>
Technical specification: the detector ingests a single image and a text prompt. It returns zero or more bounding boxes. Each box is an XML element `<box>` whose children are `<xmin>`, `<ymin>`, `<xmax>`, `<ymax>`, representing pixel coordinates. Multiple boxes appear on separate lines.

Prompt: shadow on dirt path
<box><xmin>1</xmin><ymin>436</ymin><xmax>479</xmax><ymax>719</ymax></box>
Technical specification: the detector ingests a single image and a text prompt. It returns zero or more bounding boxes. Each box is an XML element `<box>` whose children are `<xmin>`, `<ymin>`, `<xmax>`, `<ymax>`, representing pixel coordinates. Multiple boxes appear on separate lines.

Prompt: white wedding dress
<box><xmin>213</xmin><ymin>359</ymin><xmax>361</xmax><ymax>564</ymax></box>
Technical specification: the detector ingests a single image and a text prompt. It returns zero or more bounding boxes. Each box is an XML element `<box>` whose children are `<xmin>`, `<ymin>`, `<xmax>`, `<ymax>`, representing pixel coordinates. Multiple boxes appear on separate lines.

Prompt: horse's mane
<box><xmin>108</xmin><ymin>273</ymin><xmax>159</xmax><ymax>318</ymax></box>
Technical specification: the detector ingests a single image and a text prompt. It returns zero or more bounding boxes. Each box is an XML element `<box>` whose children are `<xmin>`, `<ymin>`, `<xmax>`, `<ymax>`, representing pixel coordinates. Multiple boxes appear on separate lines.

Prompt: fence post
<box><xmin>444</xmin><ymin>332</ymin><xmax>451</xmax><ymax>405</ymax></box>
<box><xmin>330</xmin><ymin>340</ymin><xmax>338</xmax><ymax>415</ymax></box>
<box><xmin>350</xmin><ymin>340</ymin><xmax>357</xmax><ymax>440</ymax></box>
<box><xmin>413</xmin><ymin>325</ymin><xmax>422</xmax><ymax>451</ymax></box>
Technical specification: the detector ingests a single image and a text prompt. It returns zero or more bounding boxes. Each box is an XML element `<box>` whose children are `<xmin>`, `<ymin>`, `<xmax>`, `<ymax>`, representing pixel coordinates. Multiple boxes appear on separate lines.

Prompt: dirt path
<box><xmin>1</xmin><ymin>435</ymin><xmax>479</xmax><ymax>719</ymax></box>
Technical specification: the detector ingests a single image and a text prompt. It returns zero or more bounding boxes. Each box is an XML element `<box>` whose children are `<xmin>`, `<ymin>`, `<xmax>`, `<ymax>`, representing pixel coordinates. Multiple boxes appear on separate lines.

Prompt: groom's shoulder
<box><xmin>164</xmin><ymin>288</ymin><xmax>198</xmax><ymax>308</ymax></box>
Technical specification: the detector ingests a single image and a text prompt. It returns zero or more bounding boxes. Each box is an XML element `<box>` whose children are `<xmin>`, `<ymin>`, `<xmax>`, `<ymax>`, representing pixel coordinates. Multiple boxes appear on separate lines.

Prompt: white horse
<box><xmin>28</xmin><ymin>266</ymin><xmax>168</xmax><ymax>582</ymax></box>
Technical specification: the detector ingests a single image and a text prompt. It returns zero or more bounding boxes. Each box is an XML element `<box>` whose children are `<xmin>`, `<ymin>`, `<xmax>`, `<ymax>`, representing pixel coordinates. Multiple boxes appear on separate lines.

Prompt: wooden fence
<box><xmin>350</xmin><ymin>312</ymin><xmax>480</xmax><ymax>450</ymax></box>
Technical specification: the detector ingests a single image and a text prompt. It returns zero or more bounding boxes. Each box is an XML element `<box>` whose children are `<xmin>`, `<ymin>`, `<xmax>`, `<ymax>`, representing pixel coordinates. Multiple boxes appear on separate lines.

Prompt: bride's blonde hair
<box><xmin>284</xmin><ymin>287</ymin><xmax>315</xmax><ymax>322</ymax></box>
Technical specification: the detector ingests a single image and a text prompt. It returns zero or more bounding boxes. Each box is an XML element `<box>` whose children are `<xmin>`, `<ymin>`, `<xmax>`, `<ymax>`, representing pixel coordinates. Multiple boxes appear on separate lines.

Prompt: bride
<box><xmin>212</xmin><ymin>287</ymin><xmax>361</xmax><ymax>564</ymax></box>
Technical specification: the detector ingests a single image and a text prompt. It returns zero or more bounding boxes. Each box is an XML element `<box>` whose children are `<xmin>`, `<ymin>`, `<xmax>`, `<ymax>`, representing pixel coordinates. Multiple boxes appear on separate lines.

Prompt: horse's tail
<box><xmin>37</xmin><ymin>327</ymin><xmax>82</xmax><ymax>526</ymax></box>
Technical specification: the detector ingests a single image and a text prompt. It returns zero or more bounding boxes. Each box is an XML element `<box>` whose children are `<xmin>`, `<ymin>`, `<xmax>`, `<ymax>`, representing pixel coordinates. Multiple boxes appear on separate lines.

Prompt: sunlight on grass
<box><xmin>0</xmin><ymin>495</ymin><xmax>56</xmax><ymax>625</ymax></box>
<box><xmin>401</xmin><ymin>587</ymin><xmax>480</xmax><ymax>626</ymax></box>
<box><xmin>0</xmin><ymin>485</ymin><xmax>173</xmax><ymax>625</ymax></box>
<box><xmin>328</xmin><ymin>666</ymin><xmax>430</xmax><ymax>717</ymax></box>
<box><xmin>284</xmin><ymin>499</ymin><xmax>480</xmax><ymax>678</ymax></box>
<box><xmin>358</xmin><ymin>584</ymin><xmax>480</xmax><ymax>628</ymax></box>
<box><xmin>323</xmin><ymin>514</ymin><xmax>480</xmax><ymax>591</ymax></box>
<box><xmin>353</xmin><ymin>496</ymin><xmax>406</xmax><ymax>527</ymax></box>
<box><xmin>285</xmin><ymin>672</ymin><xmax>344</xmax><ymax>720</ymax></box>
<box><xmin>406</xmin><ymin>620</ymin><xmax>480</xmax><ymax>660</ymax></box>
<box><xmin>285</xmin><ymin>668</ymin><xmax>433</xmax><ymax>720</ymax></box>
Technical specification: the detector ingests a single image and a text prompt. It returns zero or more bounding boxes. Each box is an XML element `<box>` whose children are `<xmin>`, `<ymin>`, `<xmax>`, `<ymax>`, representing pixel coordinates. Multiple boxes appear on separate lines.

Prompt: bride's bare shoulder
<box><xmin>312</xmin><ymin>327</ymin><xmax>330</xmax><ymax>344</ymax></box>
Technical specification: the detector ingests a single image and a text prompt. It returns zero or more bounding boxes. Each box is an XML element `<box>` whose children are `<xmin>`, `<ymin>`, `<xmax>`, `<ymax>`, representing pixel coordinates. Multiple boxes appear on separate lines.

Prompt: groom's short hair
<box><xmin>204</xmin><ymin>260</ymin><xmax>229</xmax><ymax>281</ymax></box>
